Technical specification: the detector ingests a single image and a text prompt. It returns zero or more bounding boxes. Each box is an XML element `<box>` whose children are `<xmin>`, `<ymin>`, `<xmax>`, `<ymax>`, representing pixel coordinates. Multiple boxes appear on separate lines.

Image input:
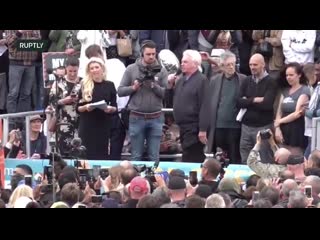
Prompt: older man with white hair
<box><xmin>171</xmin><ymin>50</ymin><xmax>210</xmax><ymax>163</ymax></box>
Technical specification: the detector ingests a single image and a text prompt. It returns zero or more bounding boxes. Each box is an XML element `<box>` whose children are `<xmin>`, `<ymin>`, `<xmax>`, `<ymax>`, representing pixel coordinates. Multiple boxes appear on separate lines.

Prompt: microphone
<box><xmin>175</xmin><ymin>68</ymin><xmax>182</xmax><ymax>76</ymax></box>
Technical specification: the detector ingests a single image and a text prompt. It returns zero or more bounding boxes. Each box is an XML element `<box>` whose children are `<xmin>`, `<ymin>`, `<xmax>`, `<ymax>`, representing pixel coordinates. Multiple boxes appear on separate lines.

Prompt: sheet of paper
<box><xmin>89</xmin><ymin>100</ymin><xmax>108</xmax><ymax>110</ymax></box>
<box><xmin>0</xmin><ymin>45</ymin><xmax>7</xmax><ymax>56</ymax></box>
<box><xmin>236</xmin><ymin>108</ymin><xmax>247</xmax><ymax>122</ymax></box>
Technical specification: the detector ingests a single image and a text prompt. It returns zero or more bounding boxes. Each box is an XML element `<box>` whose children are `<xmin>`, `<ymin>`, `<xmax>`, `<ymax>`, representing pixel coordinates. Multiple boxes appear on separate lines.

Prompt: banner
<box><xmin>0</xmin><ymin>120</ymin><xmax>4</xmax><ymax>188</ymax></box>
<box><xmin>42</xmin><ymin>52</ymin><xmax>68</xmax><ymax>89</ymax></box>
<box><xmin>4</xmin><ymin>159</ymin><xmax>255</xmax><ymax>189</ymax></box>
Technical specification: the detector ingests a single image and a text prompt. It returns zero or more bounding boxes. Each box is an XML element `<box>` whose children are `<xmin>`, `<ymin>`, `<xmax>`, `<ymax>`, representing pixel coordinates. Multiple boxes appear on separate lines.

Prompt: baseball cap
<box><xmin>30</xmin><ymin>115</ymin><xmax>43</xmax><ymax>122</ymax></box>
<box><xmin>129</xmin><ymin>176</ymin><xmax>148</xmax><ymax>194</ymax></box>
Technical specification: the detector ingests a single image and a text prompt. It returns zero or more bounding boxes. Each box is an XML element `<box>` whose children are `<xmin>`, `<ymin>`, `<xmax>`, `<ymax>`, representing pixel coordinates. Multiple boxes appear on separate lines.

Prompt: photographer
<box><xmin>247</xmin><ymin>130</ymin><xmax>291</xmax><ymax>178</ymax></box>
<box><xmin>49</xmin><ymin>57</ymin><xmax>81</xmax><ymax>157</ymax></box>
<box><xmin>118</xmin><ymin>40</ymin><xmax>168</xmax><ymax>163</ymax></box>
<box><xmin>4</xmin><ymin>115</ymin><xmax>46</xmax><ymax>159</ymax></box>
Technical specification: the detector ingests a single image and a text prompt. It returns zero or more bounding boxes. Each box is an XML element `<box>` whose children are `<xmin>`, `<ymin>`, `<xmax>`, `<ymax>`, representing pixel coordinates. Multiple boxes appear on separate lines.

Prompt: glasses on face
<box><xmin>200</xmin><ymin>163</ymin><xmax>207</xmax><ymax>169</ymax></box>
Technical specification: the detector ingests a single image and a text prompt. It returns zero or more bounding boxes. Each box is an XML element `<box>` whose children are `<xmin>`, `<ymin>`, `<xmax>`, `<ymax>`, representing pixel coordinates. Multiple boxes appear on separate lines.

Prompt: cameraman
<box><xmin>247</xmin><ymin>130</ymin><xmax>291</xmax><ymax>178</ymax></box>
<box><xmin>118</xmin><ymin>40</ymin><xmax>168</xmax><ymax>163</ymax></box>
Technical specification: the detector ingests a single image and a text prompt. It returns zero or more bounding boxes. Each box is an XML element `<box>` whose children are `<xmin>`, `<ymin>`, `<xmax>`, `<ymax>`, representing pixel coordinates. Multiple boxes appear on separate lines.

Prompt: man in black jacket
<box><xmin>171</xmin><ymin>49</ymin><xmax>210</xmax><ymax>163</ymax></box>
<box><xmin>237</xmin><ymin>53</ymin><xmax>277</xmax><ymax>164</ymax></box>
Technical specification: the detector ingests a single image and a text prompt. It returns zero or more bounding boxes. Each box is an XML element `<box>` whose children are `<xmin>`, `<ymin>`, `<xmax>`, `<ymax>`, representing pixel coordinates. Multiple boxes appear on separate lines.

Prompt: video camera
<box><xmin>137</xmin><ymin>65</ymin><xmax>161</xmax><ymax>83</ymax></box>
<box><xmin>215</xmin><ymin>148</ymin><xmax>230</xmax><ymax>181</ymax></box>
<box><xmin>134</xmin><ymin>164</ymin><xmax>157</xmax><ymax>183</ymax></box>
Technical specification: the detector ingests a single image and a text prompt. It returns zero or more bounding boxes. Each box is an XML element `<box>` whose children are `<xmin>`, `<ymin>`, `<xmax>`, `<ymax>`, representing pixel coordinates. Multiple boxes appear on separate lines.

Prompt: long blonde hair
<box><xmin>81</xmin><ymin>57</ymin><xmax>107</xmax><ymax>102</ymax></box>
<box><xmin>8</xmin><ymin>185</ymin><xmax>34</xmax><ymax>208</ymax></box>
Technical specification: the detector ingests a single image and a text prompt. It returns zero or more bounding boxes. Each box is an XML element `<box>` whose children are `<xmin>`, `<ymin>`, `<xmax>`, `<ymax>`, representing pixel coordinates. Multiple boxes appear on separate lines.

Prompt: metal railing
<box><xmin>311</xmin><ymin>117</ymin><xmax>320</xmax><ymax>151</ymax></box>
<box><xmin>1</xmin><ymin>108</ymin><xmax>214</xmax><ymax>160</ymax></box>
<box><xmin>0</xmin><ymin>110</ymin><xmax>52</xmax><ymax>158</ymax></box>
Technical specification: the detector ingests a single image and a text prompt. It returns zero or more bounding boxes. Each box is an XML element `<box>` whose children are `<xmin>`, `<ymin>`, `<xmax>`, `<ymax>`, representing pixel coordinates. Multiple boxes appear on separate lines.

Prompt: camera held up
<box><xmin>137</xmin><ymin>65</ymin><xmax>161</xmax><ymax>83</ymax></box>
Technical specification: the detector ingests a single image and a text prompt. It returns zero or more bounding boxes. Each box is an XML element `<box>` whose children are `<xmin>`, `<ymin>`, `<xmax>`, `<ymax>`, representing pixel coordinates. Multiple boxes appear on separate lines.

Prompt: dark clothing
<box><xmin>139</xmin><ymin>30</ymin><xmax>167</xmax><ymax>53</ymax></box>
<box><xmin>5</xmin><ymin>132</ymin><xmax>47</xmax><ymax>158</ymax></box>
<box><xmin>49</xmin><ymin>78</ymin><xmax>81</xmax><ymax>157</ymax></box>
<box><xmin>215</xmin><ymin>128</ymin><xmax>241</xmax><ymax>164</ymax></box>
<box><xmin>118</xmin><ymin>58</ymin><xmax>167</xmax><ymax>113</ymax></box>
<box><xmin>173</xmin><ymin>71</ymin><xmax>210</xmax><ymax>132</ymax></box>
<box><xmin>167</xmin><ymin>30</ymin><xmax>199</xmax><ymax>61</ymax></box>
<box><xmin>173</xmin><ymin>71</ymin><xmax>210</xmax><ymax>163</ymax></box>
<box><xmin>180</xmin><ymin>140</ymin><xmax>205</xmax><ymax>163</ymax></box>
<box><xmin>120</xmin><ymin>199</ymin><xmax>139</xmax><ymax>208</ymax></box>
<box><xmin>280</xmin><ymin>86</ymin><xmax>310</xmax><ymax>149</ymax></box>
<box><xmin>198</xmin><ymin>179</ymin><xmax>219</xmax><ymax>194</ymax></box>
<box><xmin>109</xmin><ymin>114</ymin><xmax>126</xmax><ymax>160</ymax></box>
<box><xmin>207</xmin><ymin>72</ymin><xmax>246</xmax><ymax>154</ymax></box>
<box><xmin>77</xmin><ymin>81</ymin><xmax>117</xmax><ymax>160</ymax></box>
<box><xmin>216</xmin><ymin>76</ymin><xmax>240</xmax><ymax>128</ymax></box>
<box><xmin>237</xmin><ymin>75</ymin><xmax>277</xmax><ymax>127</ymax></box>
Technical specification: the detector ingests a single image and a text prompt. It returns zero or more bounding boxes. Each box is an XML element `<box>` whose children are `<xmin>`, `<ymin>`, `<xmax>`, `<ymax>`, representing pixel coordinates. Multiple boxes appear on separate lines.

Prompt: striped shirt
<box><xmin>5</xmin><ymin>30</ymin><xmax>40</xmax><ymax>66</ymax></box>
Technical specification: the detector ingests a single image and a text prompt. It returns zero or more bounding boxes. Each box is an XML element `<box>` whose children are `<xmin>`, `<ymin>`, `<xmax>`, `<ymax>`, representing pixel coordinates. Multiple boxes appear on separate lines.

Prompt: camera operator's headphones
<box><xmin>140</xmin><ymin>40</ymin><xmax>156</xmax><ymax>57</ymax></box>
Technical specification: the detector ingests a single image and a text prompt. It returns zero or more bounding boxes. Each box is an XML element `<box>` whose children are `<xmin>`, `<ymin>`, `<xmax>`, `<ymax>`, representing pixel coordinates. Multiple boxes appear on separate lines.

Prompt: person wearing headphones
<box><xmin>118</xmin><ymin>40</ymin><xmax>168</xmax><ymax>163</ymax></box>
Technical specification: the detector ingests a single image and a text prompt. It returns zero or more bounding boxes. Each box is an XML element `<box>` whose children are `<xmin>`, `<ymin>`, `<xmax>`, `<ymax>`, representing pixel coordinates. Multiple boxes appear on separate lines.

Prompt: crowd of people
<box><xmin>1</xmin><ymin>30</ymin><xmax>320</xmax><ymax>208</ymax></box>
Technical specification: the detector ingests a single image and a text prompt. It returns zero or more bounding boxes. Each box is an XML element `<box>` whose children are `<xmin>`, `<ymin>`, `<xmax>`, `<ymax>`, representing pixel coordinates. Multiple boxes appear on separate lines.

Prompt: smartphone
<box><xmin>189</xmin><ymin>171</ymin><xmax>198</xmax><ymax>187</ymax></box>
<box><xmin>252</xmin><ymin>191</ymin><xmax>260</xmax><ymax>203</ymax></box>
<box><xmin>44</xmin><ymin>165</ymin><xmax>53</xmax><ymax>184</ymax></box>
<box><xmin>25</xmin><ymin>175</ymin><xmax>32</xmax><ymax>187</ymax></box>
<box><xmin>79</xmin><ymin>174</ymin><xmax>87</xmax><ymax>190</ymax></box>
<box><xmin>304</xmin><ymin>185</ymin><xmax>312</xmax><ymax>198</ymax></box>
<box><xmin>78</xmin><ymin>205</ymin><xmax>86</xmax><ymax>208</ymax></box>
<box><xmin>91</xmin><ymin>195</ymin><xmax>103</xmax><ymax>204</ymax></box>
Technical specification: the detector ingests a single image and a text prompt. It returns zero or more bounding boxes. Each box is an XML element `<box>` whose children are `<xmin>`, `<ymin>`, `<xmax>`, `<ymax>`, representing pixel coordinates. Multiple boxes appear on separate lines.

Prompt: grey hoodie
<box><xmin>118</xmin><ymin>58</ymin><xmax>168</xmax><ymax>113</ymax></box>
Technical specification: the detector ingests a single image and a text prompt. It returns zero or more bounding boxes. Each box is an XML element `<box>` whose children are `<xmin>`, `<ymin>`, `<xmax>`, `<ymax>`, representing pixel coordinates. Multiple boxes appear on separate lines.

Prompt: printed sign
<box><xmin>42</xmin><ymin>52</ymin><xmax>68</xmax><ymax>89</ymax></box>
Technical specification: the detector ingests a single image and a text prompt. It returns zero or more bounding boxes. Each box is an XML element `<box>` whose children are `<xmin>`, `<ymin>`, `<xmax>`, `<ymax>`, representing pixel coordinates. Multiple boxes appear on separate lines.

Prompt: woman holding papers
<box><xmin>77</xmin><ymin>57</ymin><xmax>117</xmax><ymax>160</ymax></box>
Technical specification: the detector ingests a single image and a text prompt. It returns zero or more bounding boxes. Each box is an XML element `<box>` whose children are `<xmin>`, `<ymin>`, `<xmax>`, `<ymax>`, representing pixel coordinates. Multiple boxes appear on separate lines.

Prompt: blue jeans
<box><xmin>129</xmin><ymin>114</ymin><xmax>164</xmax><ymax>162</ymax></box>
<box><xmin>304</xmin><ymin>137</ymin><xmax>312</xmax><ymax>159</ymax></box>
<box><xmin>7</xmin><ymin>64</ymin><xmax>35</xmax><ymax>113</ymax></box>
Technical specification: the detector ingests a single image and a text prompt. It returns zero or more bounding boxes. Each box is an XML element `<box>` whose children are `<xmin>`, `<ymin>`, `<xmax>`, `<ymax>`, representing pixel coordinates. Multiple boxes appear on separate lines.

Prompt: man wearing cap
<box><xmin>4</xmin><ymin>115</ymin><xmax>46</xmax><ymax>159</ymax></box>
<box><xmin>122</xmin><ymin>176</ymin><xmax>150</xmax><ymax>208</ymax></box>
<box><xmin>167</xmin><ymin>176</ymin><xmax>187</xmax><ymax>207</ymax></box>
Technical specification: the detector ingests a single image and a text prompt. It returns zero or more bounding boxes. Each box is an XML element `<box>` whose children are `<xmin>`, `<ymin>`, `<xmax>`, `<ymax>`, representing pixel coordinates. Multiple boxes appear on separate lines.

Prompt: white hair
<box><xmin>205</xmin><ymin>194</ymin><xmax>226</xmax><ymax>208</ymax></box>
<box><xmin>183</xmin><ymin>49</ymin><xmax>202</xmax><ymax>66</ymax></box>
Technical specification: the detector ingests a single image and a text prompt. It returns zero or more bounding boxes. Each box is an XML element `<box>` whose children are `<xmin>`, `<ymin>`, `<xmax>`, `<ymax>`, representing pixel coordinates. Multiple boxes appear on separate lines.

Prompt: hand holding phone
<box><xmin>304</xmin><ymin>185</ymin><xmax>312</xmax><ymax>199</ymax></box>
<box><xmin>189</xmin><ymin>171</ymin><xmax>198</xmax><ymax>187</ymax></box>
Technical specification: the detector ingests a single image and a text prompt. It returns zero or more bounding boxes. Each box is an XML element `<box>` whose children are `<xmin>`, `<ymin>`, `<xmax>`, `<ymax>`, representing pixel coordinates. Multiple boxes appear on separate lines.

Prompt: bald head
<box><xmin>249</xmin><ymin>53</ymin><xmax>265</xmax><ymax>77</ymax></box>
<box><xmin>120</xmin><ymin>160</ymin><xmax>133</xmax><ymax>169</ymax></box>
<box><xmin>274</xmin><ymin>148</ymin><xmax>291</xmax><ymax>165</ymax></box>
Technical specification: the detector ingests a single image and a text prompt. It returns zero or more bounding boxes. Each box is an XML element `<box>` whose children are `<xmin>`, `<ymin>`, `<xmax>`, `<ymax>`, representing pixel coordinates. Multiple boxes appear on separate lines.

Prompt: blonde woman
<box><xmin>8</xmin><ymin>184</ymin><xmax>34</xmax><ymax>208</ymax></box>
<box><xmin>77</xmin><ymin>57</ymin><xmax>117</xmax><ymax>160</ymax></box>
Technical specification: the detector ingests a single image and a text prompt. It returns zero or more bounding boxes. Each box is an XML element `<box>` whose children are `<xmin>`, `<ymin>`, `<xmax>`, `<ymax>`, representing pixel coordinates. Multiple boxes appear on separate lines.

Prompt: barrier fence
<box><xmin>0</xmin><ymin>109</ymin><xmax>213</xmax><ymax>161</ymax></box>
<box><xmin>312</xmin><ymin>117</ymin><xmax>320</xmax><ymax>152</ymax></box>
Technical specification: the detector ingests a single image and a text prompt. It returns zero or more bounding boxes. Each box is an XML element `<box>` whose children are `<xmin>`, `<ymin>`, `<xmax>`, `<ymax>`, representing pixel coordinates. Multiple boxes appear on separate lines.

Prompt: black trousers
<box><xmin>109</xmin><ymin>114</ymin><xmax>126</xmax><ymax>160</ymax></box>
<box><xmin>182</xmin><ymin>141</ymin><xmax>206</xmax><ymax>163</ymax></box>
<box><xmin>214</xmin><ymin>128</ymin><xmax>241</xmax><ymax>164</ymax></box>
